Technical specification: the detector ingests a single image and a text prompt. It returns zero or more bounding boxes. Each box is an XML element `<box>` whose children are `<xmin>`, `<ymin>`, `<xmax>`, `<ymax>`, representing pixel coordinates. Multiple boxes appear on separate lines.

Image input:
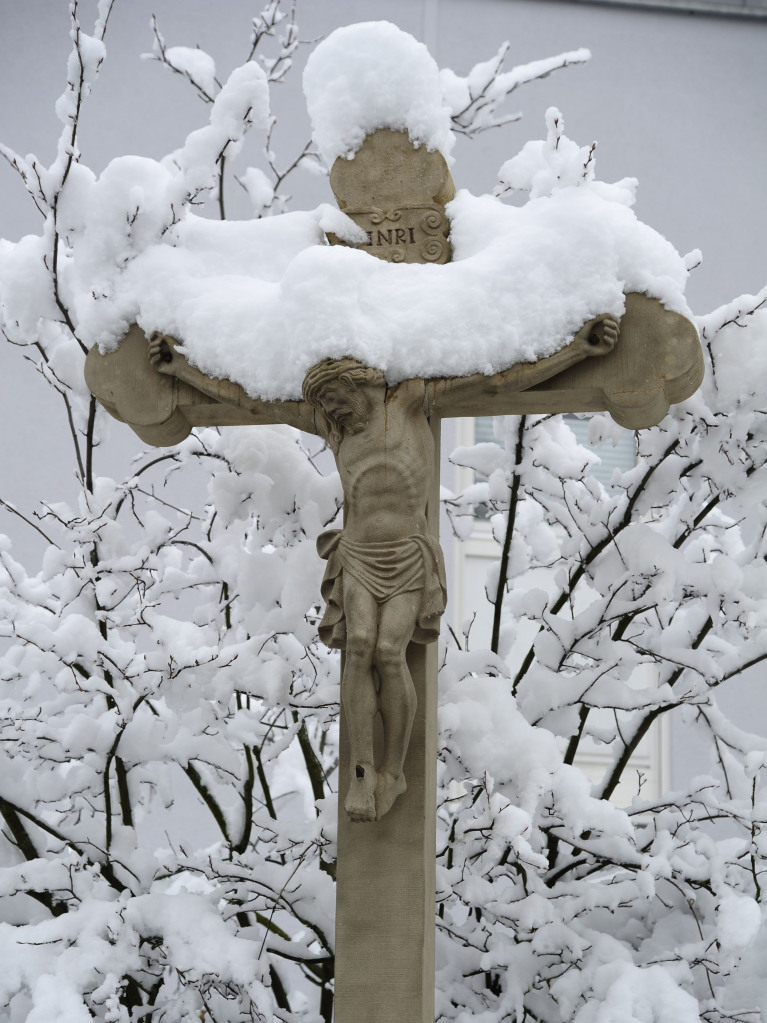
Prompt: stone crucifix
<box><xmin>85</xmin><ymin>128</ymin><xmax>703</xmax><ymax>1023</ymax></box>
<box><xmin>145</xmin><ymin>307</ymin><xmax>619</xmax><ymax>823</ymax></box>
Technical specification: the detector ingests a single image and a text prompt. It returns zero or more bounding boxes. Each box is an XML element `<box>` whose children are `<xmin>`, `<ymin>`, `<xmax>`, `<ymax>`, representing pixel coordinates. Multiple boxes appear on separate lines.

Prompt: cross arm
<box><xmin>425</xmin><ymin>295</ymin><xmax>704</xmax><ymax>429</ymax></box>
<box><xmin>147</xmin><ymin>333</ymin><xmax>318</xmax><ymax>433</ymax></box>
<box><xmin>426</xmin><ymin>312</ymin><xmax>617</xmax><ymax>418</ymax></box>
<box><xmin>84</xmin><ymin>325</ymin><xmax>319</xmax><ymax>447</ymax></box>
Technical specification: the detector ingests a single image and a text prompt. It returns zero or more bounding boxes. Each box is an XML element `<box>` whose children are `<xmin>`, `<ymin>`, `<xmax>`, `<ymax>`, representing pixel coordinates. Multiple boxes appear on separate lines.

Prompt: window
<box><xmin>472</xmin><ymin>414</ymin><xmax>636</xmax><ymax>516</ymax></box>
<box><xmin>450</xmin><ymin>415</ymin><xmax>665</xmax><ymax>803</ymax></box>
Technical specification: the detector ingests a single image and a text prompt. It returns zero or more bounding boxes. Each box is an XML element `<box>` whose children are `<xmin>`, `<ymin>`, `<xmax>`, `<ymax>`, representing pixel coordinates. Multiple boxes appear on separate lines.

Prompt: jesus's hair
<box><xmin>302</xmin><ymin>358</ymin><xmax>384</xmax><ymax>405</ymax></box>
<box><xmin>302</xmin><ymin>358</ymin><xmax>385</xmax><ymax>452</ymax></box>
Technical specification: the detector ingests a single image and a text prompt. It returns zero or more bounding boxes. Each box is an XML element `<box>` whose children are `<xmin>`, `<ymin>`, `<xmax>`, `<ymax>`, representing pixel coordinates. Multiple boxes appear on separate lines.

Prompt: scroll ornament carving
<box><xmin>329</xmin><ymin>202</ymin><xmax>451</xmax><ymax>264</ymax></box>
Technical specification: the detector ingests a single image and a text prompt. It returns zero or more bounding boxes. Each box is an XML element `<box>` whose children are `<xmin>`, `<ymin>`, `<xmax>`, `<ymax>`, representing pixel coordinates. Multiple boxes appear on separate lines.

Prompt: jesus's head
<box><xmin>303</xmin><ymin>358</ymin><xmax>385</xmax><ymax>452</ymax></box>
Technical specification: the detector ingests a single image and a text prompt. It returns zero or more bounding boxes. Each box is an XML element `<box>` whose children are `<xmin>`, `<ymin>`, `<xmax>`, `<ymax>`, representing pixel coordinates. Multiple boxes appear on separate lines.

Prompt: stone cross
<box><xmin>85</xmin><ymin>128</ymin><xmax>704</xmax><ymax>1023</ymax></box>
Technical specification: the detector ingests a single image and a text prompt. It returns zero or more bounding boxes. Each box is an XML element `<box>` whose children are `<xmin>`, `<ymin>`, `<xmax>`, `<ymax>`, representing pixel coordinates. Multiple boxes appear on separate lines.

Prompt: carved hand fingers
<box><xmin>578</xmin><ymin>313</ymin><xmax>619</xmax><ymax>356</ymax></box>
<box><xmin>147</xmin><ymin>332</ymin><xmax>180</xmax><ymax>373</ymax></box>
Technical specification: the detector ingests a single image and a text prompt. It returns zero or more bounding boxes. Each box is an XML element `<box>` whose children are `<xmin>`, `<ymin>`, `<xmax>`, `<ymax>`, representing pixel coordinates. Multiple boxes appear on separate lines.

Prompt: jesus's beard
<box><xmin>332</xmin><ymin>389</ymin><xmax>369</xmax><ymax>436</ymax></box>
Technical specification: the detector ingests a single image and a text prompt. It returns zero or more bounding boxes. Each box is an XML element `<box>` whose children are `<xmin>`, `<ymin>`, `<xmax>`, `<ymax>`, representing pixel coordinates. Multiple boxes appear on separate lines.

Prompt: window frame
<box><xmin>448</xmin><ymin>414</ymin><xmax>668</xmax><ymax>803</ymax></box>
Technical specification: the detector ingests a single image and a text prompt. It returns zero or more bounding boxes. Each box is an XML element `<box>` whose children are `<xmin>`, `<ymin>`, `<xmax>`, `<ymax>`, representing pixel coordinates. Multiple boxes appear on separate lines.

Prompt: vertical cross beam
<box><xmin>328</xmin><ymin>130</ymin><xmax>454</xmax><ymax>1023</ymax></box>
<box><xmin>333</xmin><ymin>414</ymin><xmax>441</xmax><ymax>1023</ymax></box>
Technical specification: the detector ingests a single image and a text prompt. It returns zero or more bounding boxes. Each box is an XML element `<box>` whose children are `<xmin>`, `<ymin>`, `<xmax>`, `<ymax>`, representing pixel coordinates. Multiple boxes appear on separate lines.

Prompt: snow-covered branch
<box><xmin>442</xmin><ymin>44</ymin><xmax>591</xmax><ymax>137</ymax></box>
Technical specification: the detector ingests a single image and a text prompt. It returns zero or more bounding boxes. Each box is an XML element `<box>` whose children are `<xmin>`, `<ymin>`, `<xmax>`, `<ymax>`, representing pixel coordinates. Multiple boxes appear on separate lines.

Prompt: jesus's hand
<box><xmin>147</xmin><ymin>332</ymin><xmax>182</xmax><ymax>374</ymax></box>
<box><xmin>575</xmin><ymin>313</ymin><xmax>619</xmax><ymax>356</ymax></box>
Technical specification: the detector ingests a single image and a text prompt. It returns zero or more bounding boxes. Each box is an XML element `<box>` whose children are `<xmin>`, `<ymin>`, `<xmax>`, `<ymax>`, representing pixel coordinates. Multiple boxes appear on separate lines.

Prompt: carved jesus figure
<box><xmin>147</xmin><ymin>315</ymin><xmax>617</xmax><ymax>820</ymax></box>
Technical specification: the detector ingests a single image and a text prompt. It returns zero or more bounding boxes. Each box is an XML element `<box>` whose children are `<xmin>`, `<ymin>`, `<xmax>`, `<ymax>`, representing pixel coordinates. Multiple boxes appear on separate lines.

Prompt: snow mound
<box><xmin>0</xmin><ymin>35</ymin><xmax>696</xmax><ymax>404</ymax></box>
<box><xmin>303</xmin><ymin>22</ymin><xmax>454</xmax><ymax>165</ymax></box>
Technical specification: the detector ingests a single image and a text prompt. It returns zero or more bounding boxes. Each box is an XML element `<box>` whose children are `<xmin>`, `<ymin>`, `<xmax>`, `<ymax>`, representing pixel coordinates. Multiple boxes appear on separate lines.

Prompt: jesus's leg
<box><xmin>341</xmin><ymin>577</ymin><xmax>380</xmax><ymax>822</ymax></box>
<box><xmin>372</xmin><ymin>589</ymin><xmax>420</xmax><ymax>819</ymax></box>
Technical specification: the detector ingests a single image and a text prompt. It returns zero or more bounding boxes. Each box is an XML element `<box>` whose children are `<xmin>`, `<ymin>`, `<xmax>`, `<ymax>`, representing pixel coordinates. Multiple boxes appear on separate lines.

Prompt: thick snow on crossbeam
<box><xmin>0</xmin><ymin>22</ymin><xmax>695</xmax><ymax>402</ymax></box>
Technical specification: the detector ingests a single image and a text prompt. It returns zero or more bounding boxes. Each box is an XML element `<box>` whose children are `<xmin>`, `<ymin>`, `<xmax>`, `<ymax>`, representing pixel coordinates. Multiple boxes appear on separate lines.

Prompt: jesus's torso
<box><xmin>336</xmin><ymin>385</ymin><xmax>433</xmax><ymax>544</ymax></box>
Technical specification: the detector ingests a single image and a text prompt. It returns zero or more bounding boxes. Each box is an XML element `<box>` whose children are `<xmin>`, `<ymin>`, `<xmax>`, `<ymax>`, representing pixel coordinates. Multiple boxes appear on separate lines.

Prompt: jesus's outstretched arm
<box><xmin>426</xmin><ymin>312</ymin><xmax>618</xmax><ymax>418</ymax></box>
<box><xmin>148</xmin><ymin>332</ymin><xmax>321</xmax><ymax>436</ymax></box>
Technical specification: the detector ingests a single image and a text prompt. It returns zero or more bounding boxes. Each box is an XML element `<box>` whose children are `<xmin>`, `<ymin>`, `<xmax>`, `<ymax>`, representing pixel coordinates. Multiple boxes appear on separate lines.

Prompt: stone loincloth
<box><xmin>316</xmin><ymin>530</ymin><xmax>447</xmax><ymax>649</ymax></box>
